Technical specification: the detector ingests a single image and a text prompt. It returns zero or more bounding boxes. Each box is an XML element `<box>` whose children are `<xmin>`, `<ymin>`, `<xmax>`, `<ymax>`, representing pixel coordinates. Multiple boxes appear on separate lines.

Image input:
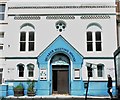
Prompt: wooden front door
<box><xmin>52</xmin><ymin>65</ymin><xmax>69</xmax><ymax>94</ymax></box>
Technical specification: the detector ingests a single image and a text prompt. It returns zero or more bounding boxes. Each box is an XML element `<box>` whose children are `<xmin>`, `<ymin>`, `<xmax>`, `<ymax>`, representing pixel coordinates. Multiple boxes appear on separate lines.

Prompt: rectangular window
<box><xmin>0</xmin><ymin>32</ymin><xmax>4</xmax><ymax>38</ymax></box>
<box><xmin>95</xmin><ymin>32</ymin><xmax>102</xmax><ymax>51</ymax></box>
<box><xmin>20</xmin><ymin>32</ymin><xmax>26</xmax><ymax>51</ymax></box>
<box><xmin>0</xmin><ymin>44</ymin><xmax>3</xmax><ymax>50</ymax></box>
<box><xmin>0</xmin><ymin>68</ymin><xmax>3</xmax><ymax>84</ymax></box>
<box><xmin>97</xmin><ymin>65</ymin><xmax>104</xmax><ymax>77</ymax></box>
<box><xmin>86</xmin><ymin>32</ymin><xmax>93</xmax><ymax>51</ymax></box>
<box><xmin>0</xmin><ymin>4</ymin><xmax>5</xmax><ymax>20</ymax></box>
<box><xmin>28</xmin><ymin>32</ymin><xmax>34</xmax><ymax>51</ymax></box>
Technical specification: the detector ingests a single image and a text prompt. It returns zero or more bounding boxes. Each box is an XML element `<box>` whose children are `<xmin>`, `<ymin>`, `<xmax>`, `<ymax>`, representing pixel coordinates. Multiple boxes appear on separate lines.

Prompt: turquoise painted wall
<box><xmin>37</xmin><ymin>35</ymin><xmax>83</xmax><ymax>95</ymax></box>
<box><xmin>0</xmin><ymin>84</ymin><xmax>8</xmax><ymax>98</ymax></box>
<box><xmin>3</xmin><ymin>81</ymin><xmax>116</xmax><ymax>97</ymax></box>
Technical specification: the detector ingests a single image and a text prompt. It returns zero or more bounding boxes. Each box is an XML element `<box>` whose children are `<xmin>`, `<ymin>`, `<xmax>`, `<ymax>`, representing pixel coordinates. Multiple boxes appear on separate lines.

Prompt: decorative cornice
<box><xmin>81</xmin><ymin>15</ymin><xmax>110</xmax><ymax>19</ymax></box>
<box><xmin>46</xmin><ymin>15</ymin><xmax>75</xmax><ymax>20</ymax></box>
<box><xmin>8</xmin><ymin>5</ymin><xmax>115</xmax><ymax>10</ymax></box>
<box><xmin>8</xmin><ymin>13</ymin><xmax>116</xmax><ymax>17</ymax></box>
<box><xmin>14</xmin><ymin>15</ymin><xmax>41</xmax><ymax>20</ymax></box>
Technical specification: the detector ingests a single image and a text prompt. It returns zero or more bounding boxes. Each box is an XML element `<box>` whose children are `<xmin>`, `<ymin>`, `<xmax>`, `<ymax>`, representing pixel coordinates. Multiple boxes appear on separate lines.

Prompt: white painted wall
<box><xmin>0</xmin><ymin>0</ymin><xmax>117</xmax><ymax>81</ymax></box>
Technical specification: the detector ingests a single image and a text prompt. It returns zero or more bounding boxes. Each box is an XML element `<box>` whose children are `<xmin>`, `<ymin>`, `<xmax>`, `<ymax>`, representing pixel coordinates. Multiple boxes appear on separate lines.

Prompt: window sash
<box><xmin>28</xmin><ymin>70</ymin><xmax>34</xmax><ymax>77</ymax></box>
<box><xmin>0</xmin><ymin>4</ymin><xmax>5</xmax><ymax>20</ymax></box>
<box><xmin>0</xmin><ymin>44</ymin><xmax>3</xmax><ymax>50</ymax></box>
<box><xmin>0</xmin><ymin>14</ymin><xmax>4</xmax><ymax>20</ymax></box>
<box><xmin>29</xmin><ymin>42</ymin><xmax>34</xmax><ymax>51</ymax></box>
<box><xmin>19</xmin><ymin>71</ymin><xmax>24</xmax><ymax>77</ymax></box>
<box><xmin>18</xmin><ymin>65</ymin><xmax>24</xmax><ymax>77</ymax></box>
<box><xmin>87</xmin><ymin>32</ymin><xmax>92</xmax><ymax>41</ymax></box>
<box><xmin>20</xmin><ymin>32</ymin><xmax>26</xmax><ymax>41</ymax></box>
<box><xmin>0</xmin><ymin>4</ymin><xmax>5</xmax><ymax>12</ymax></box>
<box><xmin>29</xmin><ymin>32</ymin><xmax>34</xmax><ymax>41</ymax></box>
<box><xmin>95</xmin><ymin>32</ymin><xmax>101</xmax><ymax>41</ymax></box>
<box><xmin>0</xmin><ymin>32</ymin><xmax>4</xmax><ymax>38</ymax></box>
<box><xmin>96</xmin><ymin>42</ymin><xmax>102</xmax><ymax>51</ymax></box>
<box><xmin>97</xmin><ymin>66</ymin><xmax>103</xmax><ymax>77</ymax></box>
<box><xmin>20</xmin><ymin>42</ymin><xmax>26</xmax><ymax>51</ymax></box>
<box><xmin>87</xmin><ymin>42</ymin><xmax>93</xmax><ymax>51</ymax></box>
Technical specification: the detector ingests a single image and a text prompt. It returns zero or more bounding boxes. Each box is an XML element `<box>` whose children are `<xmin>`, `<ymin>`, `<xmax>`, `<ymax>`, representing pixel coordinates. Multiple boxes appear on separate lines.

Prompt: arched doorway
<box><xmin>50</xmin><ymin>53</ymin><xmax>70</xmax><ymax>94</ymax></box>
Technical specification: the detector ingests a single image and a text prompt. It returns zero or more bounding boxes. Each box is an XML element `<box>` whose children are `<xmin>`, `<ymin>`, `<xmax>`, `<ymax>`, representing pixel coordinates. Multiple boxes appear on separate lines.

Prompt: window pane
<box><xmin>19</xmin><ymin>72</ymin><xmax>24</xmax><ymax>77</ymax></box>
<box><xmin>29</xmin><ymin>32</ymin><xmax>34</xmax><ymax>41</ymax></box>
<box><xmin>29</xmin><ymin>42</ymin><xmax>34</xmax><ymax>51</ymax></box>
<box><xmin>0</xmin><ymin>4</ymin><xmax>5</xmax><ymax>12</ymax></box>
<box><xmin>87</xmin><ymin>32</ymin><xmax>92</xmax><ymax>41</ymax></box>
<box><xmin>0</xmin><ymin>32</ymin><xmax>4</xmax><ymax>38</ymax></box>
<box><xmin>87</xmin><ymin>42</ymin><xmax>93</xmax><ymax>51</ymax></box>
<box><xmin>96</xmin><ymin>42</ymin><xmax>102</xmax><ymax>51</ymax></box>
<box><xmin>20</xmin><ymin>32</ymin><xmax>26</xmax><ymax>41</ymax></box>
<box><xmin>18</xmin><ymin>65</ymin><xmax>24</xmax><ymax>77</ymax></box>
<box><xmin>29</xmin><ymin>71</ymin><xmax>34</xmax><ymax>77</ymax></box>
<box><xmin>97</xmin><ymin>65</ymin><xmax>103</xmax><ymax>77</ymax></box>
<box><xmin>0</xmin><ymin>68</ymin><xmax>3</xmax><ymax>72</ymax></box>
<box><xmin>0</xmin><ymin>14</ymin><xmax>4</xmax><ymax>20</ymax></box>
<box><xmin>96</xmin><ymin>32</ymin><xmax>101</xmax><ymax>41</ymax></box>
<box><xmin>0</xmin><ymin>44</ymin><xmax>3</xmax><ymax>50</ymax></box>
<box><xmin>20</xmin><ymin>42</ymin><xmax>26</xmax><ymax>51</ymax></box>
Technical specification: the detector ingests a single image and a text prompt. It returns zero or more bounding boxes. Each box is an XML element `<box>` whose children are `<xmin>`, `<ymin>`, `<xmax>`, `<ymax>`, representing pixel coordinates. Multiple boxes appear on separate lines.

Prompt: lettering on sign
<box><xmin>45</xmin><ymin>48</ymin><xmax>76</xmax><ymax>62</ymax></box>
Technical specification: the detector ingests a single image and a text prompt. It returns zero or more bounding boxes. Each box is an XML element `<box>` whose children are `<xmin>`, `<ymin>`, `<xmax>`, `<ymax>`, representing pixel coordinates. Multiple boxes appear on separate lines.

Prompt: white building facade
<box><xmin>0</xmin><ymin>0</ymin><xmax>118</xmax><ymax>97</ymax></box>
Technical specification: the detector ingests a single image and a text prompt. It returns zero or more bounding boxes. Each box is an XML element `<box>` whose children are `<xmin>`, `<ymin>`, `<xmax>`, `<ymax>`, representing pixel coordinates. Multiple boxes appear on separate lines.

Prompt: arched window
<box><xmin>97</xmin><ymin>64</ymin><xmax>104</xmax><ymax>77</ymax></box>
<box><xmin>17</xmin><ymin>64</ymin><xmax>24</xmax><ymax>77</ymax></box>
<box><xmin>20</xmin><ymin>23</ymin><xmax>35</xmax><ymax>51</ymax></box>
<box><xmin>86</xmin><ymin>23</ymin><xmax>102</xmax><ymax>51</ymax></box>
<box><xmin>27</xmin><ymin>64</ymin><xmax>34</xmax><ymax>77</ymax></box>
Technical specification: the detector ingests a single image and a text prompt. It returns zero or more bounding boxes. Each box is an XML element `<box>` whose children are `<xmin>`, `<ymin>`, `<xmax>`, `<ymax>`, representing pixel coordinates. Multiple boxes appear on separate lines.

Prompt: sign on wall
<box><xmin>74</xmin><ymin>69</ymin><xmax>80</xmax><ymax>80</ymax></box>
<box><xmin>40</xmin><ymin>69</ymin><xmax>47</xmax><ymax>80</ymax></box>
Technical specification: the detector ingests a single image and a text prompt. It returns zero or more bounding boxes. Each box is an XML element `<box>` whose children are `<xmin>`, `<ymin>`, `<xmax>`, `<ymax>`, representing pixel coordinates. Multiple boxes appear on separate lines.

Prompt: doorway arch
<box><xmin>50</xmin><ymin>53</ymin><xmax>71</xmax><ymax>94</ymax></box>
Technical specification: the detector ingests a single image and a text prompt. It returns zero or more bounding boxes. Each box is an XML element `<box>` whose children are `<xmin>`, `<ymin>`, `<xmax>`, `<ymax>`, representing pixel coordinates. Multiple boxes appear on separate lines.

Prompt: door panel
<box><xmin>52</xmin><ymin>65</ymin><xmax>69</xmax><ymax>94</ymax></box>
<box><xmin>57</xmin><ymin>70</ymin><xmax>69</xmax><ymax>94</ymax></box>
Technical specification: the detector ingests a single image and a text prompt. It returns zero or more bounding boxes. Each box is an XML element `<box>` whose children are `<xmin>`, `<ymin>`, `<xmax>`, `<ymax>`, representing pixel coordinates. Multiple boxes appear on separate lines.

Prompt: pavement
<box><xmin>1</xmin><ymin>95</ymin><xmax>119</xmax><ymax>100</ymax></box>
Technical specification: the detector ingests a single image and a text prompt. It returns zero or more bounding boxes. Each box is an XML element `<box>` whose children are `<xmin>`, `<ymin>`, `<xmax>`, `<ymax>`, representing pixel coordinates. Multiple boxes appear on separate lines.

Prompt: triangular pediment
<box><xmin>38</xmin><ymin>35</ymin><xmax>83</xmax><ymax>64</ymax></box>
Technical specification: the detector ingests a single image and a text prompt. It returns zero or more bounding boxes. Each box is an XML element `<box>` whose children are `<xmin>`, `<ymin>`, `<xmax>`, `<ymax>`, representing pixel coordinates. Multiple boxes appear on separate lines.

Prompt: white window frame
<box><xmin>20</xmin><ymin>24</ymin><xmax>35</xmax><ymax>52</ymax></box>
<box><xmin>86</xmin><ymin>24</ymin><xmax>102</xmax><ymax>52</ymax></box>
